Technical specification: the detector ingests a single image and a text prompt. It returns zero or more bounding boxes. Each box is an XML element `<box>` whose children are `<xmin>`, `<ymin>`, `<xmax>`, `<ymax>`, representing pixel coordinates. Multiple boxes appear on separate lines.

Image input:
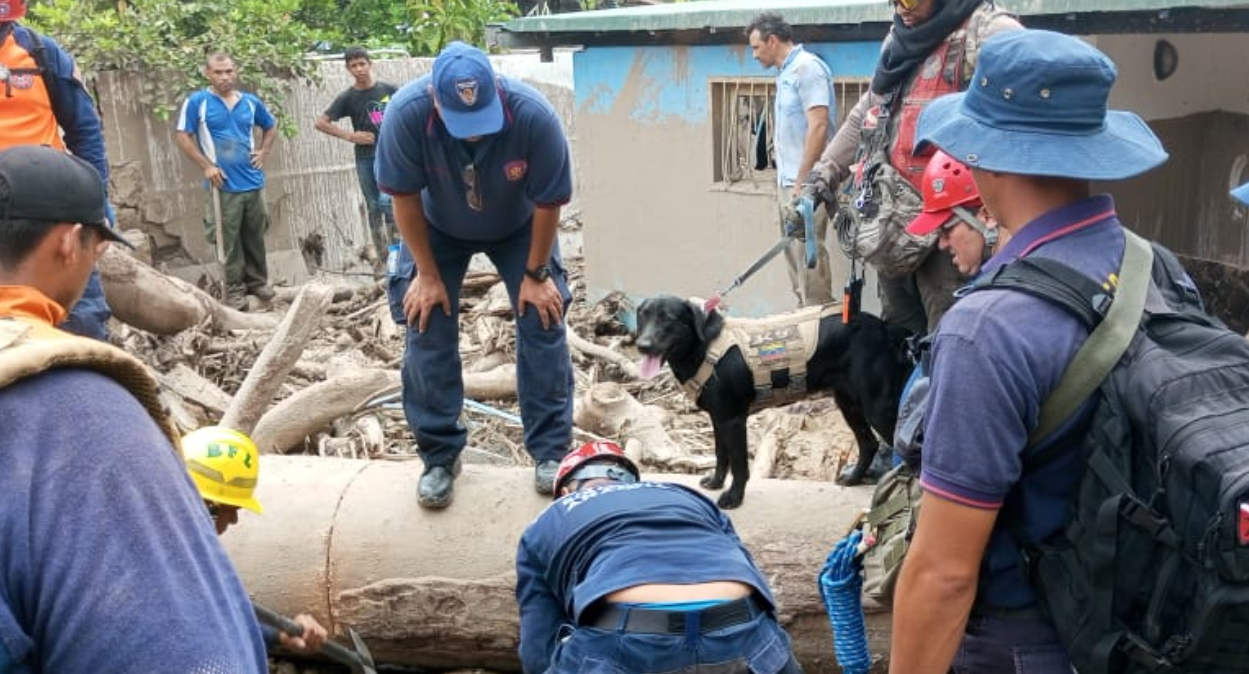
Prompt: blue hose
<box><xmin>819</xmin><ymin>529</ymin><xmax>871</xmax><ymax>674</ymax></box>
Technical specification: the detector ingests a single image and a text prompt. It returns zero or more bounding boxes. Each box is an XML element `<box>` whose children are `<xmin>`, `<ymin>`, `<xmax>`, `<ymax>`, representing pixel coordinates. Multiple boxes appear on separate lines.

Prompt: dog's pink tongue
<box><xmin>639</xmin><ymin>355</ymin><xmax>663</xmax><ymax>380</ymax></box>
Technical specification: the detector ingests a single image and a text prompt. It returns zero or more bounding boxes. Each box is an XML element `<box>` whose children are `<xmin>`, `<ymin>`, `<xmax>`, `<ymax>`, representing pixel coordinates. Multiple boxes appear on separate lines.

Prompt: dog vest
<box><xmin>0</xmin><ymin>317</ymin><xmax>180</xmax><ymax>450</ymax></box>
<box><xmin>682</xmin><ymin>303</ymin><xmax>842</xmax><ymax>413</ymax></box>
<box><xmin>0</xmin><ymin>24</ymin><xmax>66</xmax><ymax>153</ymax></box>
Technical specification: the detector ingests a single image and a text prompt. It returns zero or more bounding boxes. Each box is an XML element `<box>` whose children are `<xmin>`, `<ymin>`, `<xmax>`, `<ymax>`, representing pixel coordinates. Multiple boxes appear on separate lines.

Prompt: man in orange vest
<box><xmin>0</xmin><ymin>0</ymin><xmax>115</xmax><ymax>340</ymax></box>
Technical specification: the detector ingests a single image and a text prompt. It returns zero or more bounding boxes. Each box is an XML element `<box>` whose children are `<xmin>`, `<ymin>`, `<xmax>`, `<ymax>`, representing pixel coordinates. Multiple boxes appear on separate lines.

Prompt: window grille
<box><xmin>710</xmin><ymin>76</ymin><xmax>871</xmax><ymax>187</ymax></box>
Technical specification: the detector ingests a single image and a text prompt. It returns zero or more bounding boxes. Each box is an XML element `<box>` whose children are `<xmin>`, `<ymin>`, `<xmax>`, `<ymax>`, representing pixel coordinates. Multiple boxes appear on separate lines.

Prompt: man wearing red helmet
<box><xmin>906</xmin><ymin>150</ymin><xmax>1003</xmax><ymax>276</ymax></box>
<box><xmin>515</xmin><ymin>441</ymin><xmax>802</xmax><ymax>674</ymax></box>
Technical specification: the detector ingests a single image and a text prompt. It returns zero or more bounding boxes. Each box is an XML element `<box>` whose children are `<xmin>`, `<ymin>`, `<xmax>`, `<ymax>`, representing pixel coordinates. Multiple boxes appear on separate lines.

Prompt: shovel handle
<box><xmin>211</xmin><ymin>186</ymin><xmax>226</xmax><ymax>265</ymax></box>
<box><xmin>253</xmin><ymin>602</ymin><xmax>367</xmax><ymax>671</ymax></box>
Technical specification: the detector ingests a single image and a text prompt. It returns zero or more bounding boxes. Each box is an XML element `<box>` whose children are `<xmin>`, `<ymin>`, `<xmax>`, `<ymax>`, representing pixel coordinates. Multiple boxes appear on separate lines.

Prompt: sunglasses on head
<box><xmin>890</xmin><ymin>0</ymin><xmax>922</xmax><ymax>10</ymax></box>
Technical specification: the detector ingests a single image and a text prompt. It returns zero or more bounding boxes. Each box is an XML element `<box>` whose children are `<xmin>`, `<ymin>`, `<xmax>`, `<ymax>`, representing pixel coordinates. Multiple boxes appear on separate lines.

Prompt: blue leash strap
<box><xmin>797</xmin><ymin>195</ymin><xmax>817</xmax><ymax>269</ymax></box>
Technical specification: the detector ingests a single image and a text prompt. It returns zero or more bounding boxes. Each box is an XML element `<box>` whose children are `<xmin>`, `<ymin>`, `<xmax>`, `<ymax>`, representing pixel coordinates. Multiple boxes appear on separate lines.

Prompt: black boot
<box><xmin>418</xmin><ymin>459</ymin><xmax>460</xmax><ymax>509</ymax></box>
<box><xmin>534</xmin><ymin>459</ymin><xmax>561</xmax><ymax>495</ymax></box>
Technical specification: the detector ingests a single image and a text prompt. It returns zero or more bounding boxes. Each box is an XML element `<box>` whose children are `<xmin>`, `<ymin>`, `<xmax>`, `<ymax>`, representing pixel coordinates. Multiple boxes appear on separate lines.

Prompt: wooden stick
<box><xmin>220</xmin><ymin>283</ymin><xmax>333</xmax><ymax>435</ymax></box>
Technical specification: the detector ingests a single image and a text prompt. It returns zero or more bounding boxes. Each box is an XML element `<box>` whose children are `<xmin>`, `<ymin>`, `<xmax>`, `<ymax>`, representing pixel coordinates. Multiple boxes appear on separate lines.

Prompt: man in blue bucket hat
<box><xmin>887</xmin><ymin>29</ymin><xmax>1168</xmax><ymax>673</ymax></box>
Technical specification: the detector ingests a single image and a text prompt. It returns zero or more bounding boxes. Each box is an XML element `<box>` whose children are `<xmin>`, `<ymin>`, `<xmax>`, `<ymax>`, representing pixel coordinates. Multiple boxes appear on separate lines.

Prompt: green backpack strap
<box><xmin>1029</xmin><ymin>231</ymin><xmax>1154</xmax><ymax>445</ymax></box>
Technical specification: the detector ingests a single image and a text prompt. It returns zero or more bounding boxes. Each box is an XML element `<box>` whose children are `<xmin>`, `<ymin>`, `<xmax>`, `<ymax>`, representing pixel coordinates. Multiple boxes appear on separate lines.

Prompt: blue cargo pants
<box><xmin>387</xmin><ymin>222</ymin><xmax>574</xmax><ymax>469</ymax></box>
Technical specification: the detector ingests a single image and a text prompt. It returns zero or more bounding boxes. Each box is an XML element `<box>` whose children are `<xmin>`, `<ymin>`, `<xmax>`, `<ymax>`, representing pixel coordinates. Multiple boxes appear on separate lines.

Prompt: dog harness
<box><xmin>681</xmin><ymin>302</ymin><xmax>841</xmax><ymax>413</ymax></box>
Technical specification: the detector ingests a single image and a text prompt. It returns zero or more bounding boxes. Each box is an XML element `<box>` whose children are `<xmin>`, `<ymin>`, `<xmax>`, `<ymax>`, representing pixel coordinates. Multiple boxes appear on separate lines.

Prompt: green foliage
<box><xmin>406</xmin><ymin>0</ymin><xmax>518</xmax><ymax>56</ymax></box>
<box><xmin>29</xmin><ymin>0</ymin><xmax>318</xmax><ymax>136</ymax></box>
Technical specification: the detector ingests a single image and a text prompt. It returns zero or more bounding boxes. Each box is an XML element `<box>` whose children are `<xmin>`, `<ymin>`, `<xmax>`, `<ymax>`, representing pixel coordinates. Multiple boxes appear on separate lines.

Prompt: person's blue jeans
<box><xmin>386</xmin><ymin>223</ymin><xmax>574</xmax><ymax>468</ymax></box>
<box><xmin>59</xmin><ymin>269</ymin><xmax>111</xmax><ymax>340</ymax></box>
<box><xmin>356</xmin><ymin>156</ymin><xmax>394</xmax><ymax>254</ymax></box>
<box><xmin>952</xmin><ymin>611</ymin><xmax>1074</xmax><ymax>674</ymax></box>
<box><xmin>548</xmin><ymin>611</ymin><xmax>802</xmax><ymax>674</ymax></box>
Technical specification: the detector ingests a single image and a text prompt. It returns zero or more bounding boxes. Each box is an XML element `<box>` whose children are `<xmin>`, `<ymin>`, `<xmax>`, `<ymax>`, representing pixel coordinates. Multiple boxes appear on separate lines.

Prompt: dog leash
<box><xmin>704</xmin><ymin>235</ymin><xmax>793</xmax><ymax>312</ymax></box>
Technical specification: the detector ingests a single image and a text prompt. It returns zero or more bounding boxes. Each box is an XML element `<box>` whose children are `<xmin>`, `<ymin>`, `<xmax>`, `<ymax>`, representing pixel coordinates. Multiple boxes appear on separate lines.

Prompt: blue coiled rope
<box><xmin>819</xmin><ymin>529</ymin><xmax>870</xmax><ymax>674</ymax></box>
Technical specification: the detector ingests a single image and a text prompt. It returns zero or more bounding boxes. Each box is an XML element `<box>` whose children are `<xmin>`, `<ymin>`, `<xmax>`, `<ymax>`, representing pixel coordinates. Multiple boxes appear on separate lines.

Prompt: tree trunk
<box><xmin>251</xmin><ymin>365</ymin><xmax>519</xmax><ymax>454</ymax></box>
<box><xmin>221</xmin><ymin>457</ymin><xmax>890</xmax><ymax>674</ymax></box>
<box><xmin>97</xmin><ymin>247</ymin><xmax>277</xmax><ymax>334</ymax></box>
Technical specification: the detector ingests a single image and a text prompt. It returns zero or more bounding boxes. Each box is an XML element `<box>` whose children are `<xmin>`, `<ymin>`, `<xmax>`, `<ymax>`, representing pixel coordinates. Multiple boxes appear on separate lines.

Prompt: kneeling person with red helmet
<box><xmin>181</xmin><ymin>426</ymin><xmax>329</xmax><ymax>655</ymax></box>
<box><xmin>515</xmin><ymin>441</ymin><xmax>803</xmax><ymax>674</ymax></box>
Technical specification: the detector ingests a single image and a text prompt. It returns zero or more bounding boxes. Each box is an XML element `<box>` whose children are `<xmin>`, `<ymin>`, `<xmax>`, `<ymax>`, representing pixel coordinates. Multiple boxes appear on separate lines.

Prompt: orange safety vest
<box><xmin>0</xmin><ymin>29</ymin><xmax>66</xmax><ymax>152</ymax></box>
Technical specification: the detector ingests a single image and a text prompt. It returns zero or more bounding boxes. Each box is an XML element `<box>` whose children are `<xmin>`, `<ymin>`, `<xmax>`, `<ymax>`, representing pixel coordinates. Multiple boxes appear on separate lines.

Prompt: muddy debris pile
<box><xmin>112</xmin><ymin>238</ymin><xmax>858</xmax><ymax>674</ymax></box>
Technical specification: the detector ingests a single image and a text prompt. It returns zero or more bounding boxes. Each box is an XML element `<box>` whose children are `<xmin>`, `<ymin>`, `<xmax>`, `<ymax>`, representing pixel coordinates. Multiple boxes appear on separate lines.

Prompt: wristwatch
<box><xmin>525</xmin><ymin>264</ymin><xmax>552</xmax><ymax>282</ymax></box>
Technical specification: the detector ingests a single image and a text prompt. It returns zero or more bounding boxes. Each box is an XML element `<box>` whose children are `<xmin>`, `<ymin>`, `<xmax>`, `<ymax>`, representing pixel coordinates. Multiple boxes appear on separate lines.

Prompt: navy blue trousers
<box><xmin>952</xmin><ymin>612</ymin><xmax>1074</xmax><ymax>674</ymax></box>
<box><xmin>387</xmin><ymin>223</ymin><xmax>574</xmax><ymax>468</ymax></box>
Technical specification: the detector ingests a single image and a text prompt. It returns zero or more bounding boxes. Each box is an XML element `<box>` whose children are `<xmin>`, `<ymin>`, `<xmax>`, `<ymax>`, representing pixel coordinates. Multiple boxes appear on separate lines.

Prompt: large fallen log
<box><xmin>221</xmin><ymin>457</ymin><xmax>888</xmax><ymax>674</ymax></box>
<box><xmin>220</xmin><ymin>284</ymin><xmax>333</xmax><ymax>435</ymax></box>
<box><xmin>97</xmin><ymin>247</ymin><xmax>277</xmax><ymax>334</ymax></box>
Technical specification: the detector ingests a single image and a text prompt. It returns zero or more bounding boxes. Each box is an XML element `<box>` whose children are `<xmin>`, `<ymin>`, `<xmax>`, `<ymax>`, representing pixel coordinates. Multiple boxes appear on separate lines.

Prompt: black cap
<box><xmin>0</xmin><ymin>145</ymin><xmax>134</xmax><ymax>249</ymax></box>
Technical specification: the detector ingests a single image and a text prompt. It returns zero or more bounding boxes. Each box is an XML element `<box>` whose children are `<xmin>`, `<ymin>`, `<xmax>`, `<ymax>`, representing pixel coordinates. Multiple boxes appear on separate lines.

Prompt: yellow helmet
<box><xmin>180</xmin><ymin>426</ymin><xmax>263</xmax><ymax>513</ymax></box>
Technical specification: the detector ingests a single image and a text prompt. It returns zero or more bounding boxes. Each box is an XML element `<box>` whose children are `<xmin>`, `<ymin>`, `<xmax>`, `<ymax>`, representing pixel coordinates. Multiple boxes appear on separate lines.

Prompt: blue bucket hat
<box><xmin>432</xmin><ymin>41</ymin><xmax>503</xmax><ymax>139</ymax></box>
<box><xmin>916</xmin><ymin>30</ymin><xmax>1168</xmax><ymax>181</ymax></box>
<box><xmin>1233</xmin><ymin>181</ymin><xmax>1249</xmax><ymax>207</ymax></box>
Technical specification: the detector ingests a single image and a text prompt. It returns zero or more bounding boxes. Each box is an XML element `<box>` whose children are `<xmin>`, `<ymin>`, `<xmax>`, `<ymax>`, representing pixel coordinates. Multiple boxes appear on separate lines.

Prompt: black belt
<box><xmin>586</xmin><ymin>595</ymin><xmax>765</xmax><ymax>635</ymax></box>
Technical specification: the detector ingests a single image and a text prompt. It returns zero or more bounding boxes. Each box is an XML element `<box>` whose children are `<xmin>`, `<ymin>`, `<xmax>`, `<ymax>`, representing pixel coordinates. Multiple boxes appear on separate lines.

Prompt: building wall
<box><xmin>1090</xmin><ymin>33</ymin><xmax>1249</xmax><ymax>265</ymax></box>
<box><xmin>578</xmin><ymin>32</ymin><xmax>1249</xmax><ymax>317</ymax></box>
<box><xmin>96</xmin><ymin>51</ymin><xmax>576</xmax><ymax>284</ymax></box>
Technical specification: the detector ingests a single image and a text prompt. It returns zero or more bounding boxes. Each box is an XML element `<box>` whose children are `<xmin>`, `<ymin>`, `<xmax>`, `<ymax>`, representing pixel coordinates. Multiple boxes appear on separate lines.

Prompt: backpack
<box><xmin>858</xmin><ymin>356</ymin><xmax>927</xmax><ymax>610</ymax></box>
<box><xmin>968</xmin><ymin>230</ymin><xmax>1249</xmax><ymax>673</ymax></box>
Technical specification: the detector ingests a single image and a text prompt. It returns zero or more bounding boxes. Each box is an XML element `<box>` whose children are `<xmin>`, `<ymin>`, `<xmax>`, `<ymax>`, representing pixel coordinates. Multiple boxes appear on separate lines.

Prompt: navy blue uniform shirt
<box><xmin>515</xmin><ymin>482</ymin><xmax>776</xmax><ymax>674</ymax></box>
<box><xmin>921</xmin><ymin>194</ymin><xmax>1126</xmax><ymax>607</ymax></box>
<box><xmin>375</xmin><ymin>74</ymin><xmax>572</xmax><ymax>242</ymax></box>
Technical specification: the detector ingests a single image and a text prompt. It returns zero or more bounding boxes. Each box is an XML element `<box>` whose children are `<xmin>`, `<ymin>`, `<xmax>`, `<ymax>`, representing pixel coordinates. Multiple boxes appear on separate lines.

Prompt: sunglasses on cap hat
<box><xmin>890</xmin><ymin>0</ymin><xmax>921</xmax><ymax>10</ymax></box>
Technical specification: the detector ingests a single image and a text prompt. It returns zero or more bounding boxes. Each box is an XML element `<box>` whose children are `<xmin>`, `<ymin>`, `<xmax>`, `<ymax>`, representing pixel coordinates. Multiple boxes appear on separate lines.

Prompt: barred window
<box><xmin>711</xmin><ymin>76</ymin><xmax>871</xmax><ymax>187</ymax></box>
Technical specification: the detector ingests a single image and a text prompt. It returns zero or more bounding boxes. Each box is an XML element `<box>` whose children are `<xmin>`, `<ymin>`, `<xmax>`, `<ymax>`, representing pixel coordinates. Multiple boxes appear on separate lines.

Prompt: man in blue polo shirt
<box><xmin>516</xmin><ymin>441</ymin><xmax>802</xmax><ymax>674</ymax></box>
<box><xmin>888</xmin><ymin>30</ymin><xmax>1169</xmax><ymax>673</ymax></box>
<box><xmin>175</xmin><ymin>52</ymin><xmax>279</xmax><ymax>311</ymax></box>
<box><xmin>376</xmin><ymin>41</ymin><xmax>574</xmax><ymax>509</ymax></box>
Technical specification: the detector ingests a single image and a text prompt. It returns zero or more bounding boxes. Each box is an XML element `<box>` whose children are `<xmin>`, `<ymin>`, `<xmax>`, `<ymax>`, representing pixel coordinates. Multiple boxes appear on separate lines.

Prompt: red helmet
<box><xmin>553</xmin><ymin>440</ymin><xmax>640</xmax><ymax>499</ymax></box>
<box><xmin>0</xmin><ymin>0</ymin><xmax>26</xmax><ymax>21</ymax></box>
<box><xmin>907</xmin><ymin>150</ymin><xmax>983</xmax><ymax>236</ymax></box>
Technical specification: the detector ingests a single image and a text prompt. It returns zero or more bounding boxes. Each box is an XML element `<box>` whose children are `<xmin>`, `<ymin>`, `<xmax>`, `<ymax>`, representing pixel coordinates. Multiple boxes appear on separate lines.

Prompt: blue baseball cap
<box><xmin>1233</xmin><ymin>181</ymin><xmax>1249</xmax><ymax>207</ymax></box>
<box><xmin>432</xmin><ymin>42</ymin><xmax>503</xmax><ymax>139</ymax></box>
<box><xmin>916</xmin><ymin>30</ymin><xmax>1168</xmax><ymax>181</ymax></box>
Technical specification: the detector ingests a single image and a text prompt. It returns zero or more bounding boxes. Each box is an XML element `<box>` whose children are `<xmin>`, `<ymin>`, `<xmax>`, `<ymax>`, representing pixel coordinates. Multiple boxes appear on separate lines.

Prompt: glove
<box><xmin>804</xmin><ymin>165</ymin><xmax>843</xmax><ymax>205</ymax></box>
<box><xmin>782</xmin><ymin>199</ymin><xmax>804</xmax><ymax>239</ymax></box>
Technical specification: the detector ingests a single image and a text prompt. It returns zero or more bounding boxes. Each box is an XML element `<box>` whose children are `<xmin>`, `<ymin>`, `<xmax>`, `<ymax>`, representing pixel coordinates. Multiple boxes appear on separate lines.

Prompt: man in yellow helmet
<box><xmin>181</xmin><ymin>426</ymin><xmax>330</xmax><ymax>653</ymax></box>
<box><xmin>0</xmin><ymin>145</ymin><xmax>267</xmax><ymax>673</ymax></box>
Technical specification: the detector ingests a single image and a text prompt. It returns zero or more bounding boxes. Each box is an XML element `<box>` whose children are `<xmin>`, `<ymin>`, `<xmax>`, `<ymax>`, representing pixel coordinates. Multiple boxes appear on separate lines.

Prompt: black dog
<box><xmin>636</xmin><ymin>295</ymin><xmax>911</xmax><ymax>508</ymax></box>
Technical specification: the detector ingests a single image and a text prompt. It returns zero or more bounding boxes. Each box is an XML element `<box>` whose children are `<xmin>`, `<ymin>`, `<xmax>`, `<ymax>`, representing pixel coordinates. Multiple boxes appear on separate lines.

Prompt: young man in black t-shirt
<box><xmin>315</xmin><ymin>47</ymin><xmax>399</xmax><ymax>265</ymax></box>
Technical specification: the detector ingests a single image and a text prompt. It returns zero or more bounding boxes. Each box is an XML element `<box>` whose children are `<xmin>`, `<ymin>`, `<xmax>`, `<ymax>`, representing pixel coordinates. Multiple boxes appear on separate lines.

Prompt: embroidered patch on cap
<box><xmin>456</xmin><ymin>79</ymin><xmax>479</xmax><ymax>106</ymax></box>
